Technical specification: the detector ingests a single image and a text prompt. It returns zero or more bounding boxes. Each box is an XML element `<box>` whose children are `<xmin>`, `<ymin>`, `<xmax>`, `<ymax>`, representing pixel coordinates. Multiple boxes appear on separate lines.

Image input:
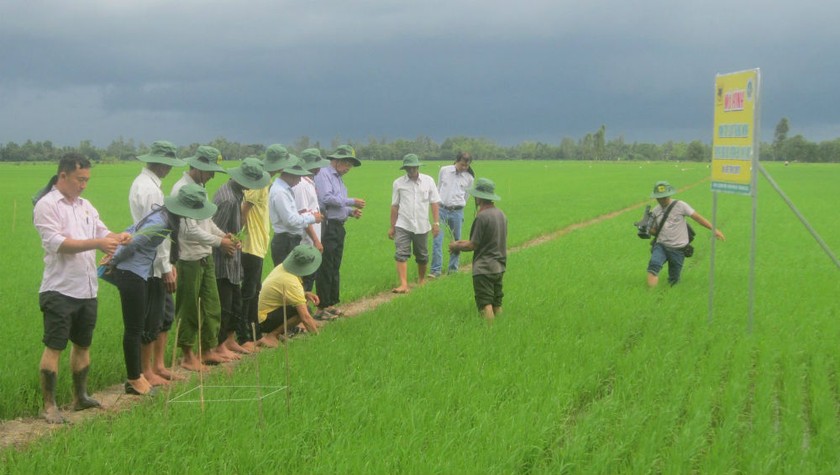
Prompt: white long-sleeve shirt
<box><xmin>171</xmin><ymin>172</ymin><xmax>224</xmax><ymax>261</ymax></box>
<box><xmin>129</xmin><ymin>167</ymin><xmax>172</xmax><ymax>277</ymax></box>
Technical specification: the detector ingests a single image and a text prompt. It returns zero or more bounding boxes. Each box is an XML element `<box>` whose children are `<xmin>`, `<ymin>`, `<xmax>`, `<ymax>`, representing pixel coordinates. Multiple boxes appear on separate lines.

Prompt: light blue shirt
<box><xmin>269</xmin><ymin>178</ymin><xmax>315</xmax><ymax>235</ymax></box>
<box><xmin>314</xmin><ymin>166</ymin><xmax>355</xmax><ymax>221</ymax></box>
<box><xmin>112</xmin><ymin>208</ymin><xmax>171</xmax><ymax>280</ymax></box>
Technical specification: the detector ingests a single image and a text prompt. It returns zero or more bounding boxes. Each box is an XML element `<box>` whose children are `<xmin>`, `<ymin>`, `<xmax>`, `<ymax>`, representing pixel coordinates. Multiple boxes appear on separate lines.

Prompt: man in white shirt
<box><xmin>388</xmin><ymin>154</ymin><xmax>441</xmax><ymax>293</ymax></box>
<box><xmin>431</xmin><ymin>151</ymin><xmax>474</xmax><ymax>277</ymax></box>
<box><xmin>33</xmin><ymin>153</ymin><xmax>130</xmax><ymax>423</ymax></box>
<box><xmin>293</xmin><ymin>148</ymin><xmax>331</xmax><ymax>292</ymax></box>
<box><xmin>128</xmin><ymin>140</ymin><xmax>186</xmax><ymax>386</ymax></box>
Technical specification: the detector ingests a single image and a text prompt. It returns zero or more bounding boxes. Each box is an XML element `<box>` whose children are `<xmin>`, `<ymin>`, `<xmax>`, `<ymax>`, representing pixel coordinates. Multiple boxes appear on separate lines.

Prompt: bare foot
<box><xmin>143</xmin><ymin>371</ymin><xmax>170</xmax><ymax>386</ymax></box>
<box><xmin>259</xmin><ymin>334</ymin><xmax>280</xmax><ymax>348</ymax></box>
<box><xmin>241</xmin><ymin>341</ymin><xmax>259</xmax><ymax>353</ymax></box>
<box><xmin>155</xmin><ymin>367</ymin><xmax>186</xmax><ymax>381</ymax></box>
<box><xmin>43</xmin><ymin>406</ymin><xmax>65</xmax><ymax>424</ymax></box>
<box><xmin>181</xmin><ymin>357</ymin><xmax>209</xmax><ymax>372</ymax></box>
<box><xmin>215</xmin><ymin>346</ymin><xmax>240</xmax><ymax>361</ymax></box>
<box><xmin>224</xmin><ymin>339</ymin><xmax>251</xmax><ymax>354</ymax></box>
<box><xmin>201</xmin><ymin>351</ymin><xmax>227</xmax><ymax>365</ymax></box>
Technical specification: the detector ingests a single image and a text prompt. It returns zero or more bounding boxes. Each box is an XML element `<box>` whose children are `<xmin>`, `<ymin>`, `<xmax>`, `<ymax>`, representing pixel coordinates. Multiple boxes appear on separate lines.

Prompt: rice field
<box><xmin>1</xmin><ymin>160</ymin><xmax>838</xmax><ymax>473</ymax></box>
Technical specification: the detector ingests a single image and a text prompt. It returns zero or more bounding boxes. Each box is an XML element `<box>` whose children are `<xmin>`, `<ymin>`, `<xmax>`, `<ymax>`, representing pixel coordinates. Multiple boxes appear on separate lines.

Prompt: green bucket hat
<box><xmin>280</xmin><ymin>155</ymin><xmax>312</xmax><ymax>176</ymax></box>
<box><xmin>468</xmin><ymin>177</ymin><xmax>501</xmax><ymax>201</ymax></box>
<box><xmin>327</xmin><ymin>144</ymin><xmax>361</xmax><ymax>167</ymax></box>
<box><xmin>300</xmin><ymin>148</ymin><xmax>331</xmax><ymax>171</ymax></box>
<box><xmin>264</xmin><ymin>144</ymin><xmax>291</xmax><ymax>173</ymax></box>
<box><xmin>163</xmin><ymin>183</ymin><xmax>218</xmax><ymax>220</ymax></box>
<box><xmin>186</xmin><ymin>145</ymin><xmax>226</xmax><ymax>173</ymax></box>
<box><xmin>400</xmin><ymin>153</ymin><xmax>423</xmax><ymax>170</ymax></box>
<box><xmin>650</xmin><ymin>180</ymin><xmax>676</xmax><ymax>198</ymax></box>
<box><xmin>137</xmin><ymin>140</ymin><xmax>186</xmax><ymax>167</ymax></box>
<box><xmin>228</xmin><ymin>157</ymin><xmax>270</xmax><ymax>189</ymax></box>
<box><xmin>282</xmin><ymin>244</ymin><xmax>323</xmax><ymax>277</ymax></box>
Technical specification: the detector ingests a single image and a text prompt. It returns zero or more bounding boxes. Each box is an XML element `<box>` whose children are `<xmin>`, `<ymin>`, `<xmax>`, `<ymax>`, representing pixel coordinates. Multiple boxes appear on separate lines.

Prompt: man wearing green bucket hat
<box><xmin>388</xmin><ymin>153</ymin><xmax>441</xmax><ymax>294</ymax></box>
<box><xmin>313</xmin><ymin>145</ymin><xmax>366</xmax><ymax>317</ymax></box>
<box><xmin>450</xmin><ymin>177</ymin><xmax>507</xmax><ymax>321</ymax></box>
<box><xmin>257</xmin><ymin>245</ymin><xmax>322</xmax><ymax>346</ymax></box>
<box><xmin>211</xmin><ymin>157</ymin><xmax>270</xmax><ymax>359</ymax></box>
<box><xmin>128</xmin><ymin>140</ymin><xmax>186</xmax><ymax>387</ymax></box>
<box><xmin>170</xmin><ymin>145</ymin><xmax>238</xmax><ymax>370</ymax></box>
<box><xmin>293</xmin><ymin>148</ymin><xmax>331</xmax><ymax>292</ymax></box>
<box><xmin>645</xmin><ymin>180</ymin><xmax>725</xmax><ymax>287</ymax></box>
<box><xmin>269</xmin><ymin>155</ymin><xmax>323</xmax><ymax>267</ymax></box>
<box><xmin>239</xmin><ymin>144</ymin><xmax>288</xmax><ymax>349</ymax></box>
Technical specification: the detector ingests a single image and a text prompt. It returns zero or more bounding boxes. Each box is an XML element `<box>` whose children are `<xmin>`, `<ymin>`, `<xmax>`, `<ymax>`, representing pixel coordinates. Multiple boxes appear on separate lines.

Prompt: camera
<box><xmin>634</xmin><ymin>205</ymin><xmax>655</xmax><ymax>239</ymax></box>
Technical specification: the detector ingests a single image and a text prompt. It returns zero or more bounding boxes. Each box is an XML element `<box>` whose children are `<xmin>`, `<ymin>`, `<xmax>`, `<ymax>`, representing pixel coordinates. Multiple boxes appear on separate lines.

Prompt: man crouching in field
<box><xmin>449</xmin><ymin>178</ymin><xmax>507</xmax><ymax>321</ymax></box>
<box><xmin>33</xmin><ymin>153</ymin><xmax>131</xmax><ymax>423</ymax></box>
<box><xmin>646</xmin><ymin>180</ymin><xmax>725</xmax><ymax>287</ymax></box>
<box><xmin>257</xmin><ymin>245</ymin><xmax>322</xmax><ymax>345</ymax></box>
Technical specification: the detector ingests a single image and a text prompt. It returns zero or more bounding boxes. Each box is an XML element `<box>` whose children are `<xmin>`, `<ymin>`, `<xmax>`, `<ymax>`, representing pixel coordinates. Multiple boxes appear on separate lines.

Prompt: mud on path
<box><xmin>1</xmin><ymin>180</ymin><xmax>704</xmax><ymax>452</ymax></box>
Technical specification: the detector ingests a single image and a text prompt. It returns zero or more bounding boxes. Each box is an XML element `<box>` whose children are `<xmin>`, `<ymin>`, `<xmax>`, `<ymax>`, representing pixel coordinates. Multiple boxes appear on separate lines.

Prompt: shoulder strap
<box><xmin>652</xmin><ymin>200</ymin><xmax>679</xmax><ymax>243</ymax></box>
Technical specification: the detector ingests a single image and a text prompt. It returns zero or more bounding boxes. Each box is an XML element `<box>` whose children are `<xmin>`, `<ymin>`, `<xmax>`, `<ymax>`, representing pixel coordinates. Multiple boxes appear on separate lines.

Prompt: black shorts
<box><xmin>472</xmin><ymin>273</ymin><xmax>504</xmax><ymax>310</ymax></box>
<box><xmin>39</xmin><ymin>291</ymin><xmax>98</xmax><ymax>350</ymax></box>
<box><xmin>259</xmin><ymin>305</ymin><xmax>300</xmax><ymax>334</ymax></box>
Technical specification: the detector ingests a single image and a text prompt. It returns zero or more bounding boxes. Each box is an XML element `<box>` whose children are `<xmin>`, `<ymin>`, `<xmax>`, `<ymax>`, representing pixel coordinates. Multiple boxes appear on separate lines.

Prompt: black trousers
<box><xmin>316</xmin><ymin>220</ymin><xmax>346</xmax><ymax>309</ymax></box>
<box><xmin>239</xmin><ymin>253</ymin><xmax>264</xmax><ymax>343</ymax></box>
<box><xmin>216</xmin><ymin>278</ymin><xmax>243</xmax><ymax>344</ymax></box>
<box><xmin>271</xmin><ymin>233</ymin><xmax>302</xmax><ymax>267</ymax></box>
<box><xmin>114</xmin><ymin>269</ymin><xmax>161</xmax><ymax>380</ymax></box>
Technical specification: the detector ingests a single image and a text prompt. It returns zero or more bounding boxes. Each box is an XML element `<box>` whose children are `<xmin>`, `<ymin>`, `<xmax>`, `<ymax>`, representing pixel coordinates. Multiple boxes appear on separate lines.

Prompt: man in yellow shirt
<box><xmin>258</xmin><ymin>245</ymin><xmax>322</xmax><ymax>347</ymax></box>
<box><xmin>240</xmin><ymin>144</ymin><xmax>288</xmax><ymax>349</ymax></box>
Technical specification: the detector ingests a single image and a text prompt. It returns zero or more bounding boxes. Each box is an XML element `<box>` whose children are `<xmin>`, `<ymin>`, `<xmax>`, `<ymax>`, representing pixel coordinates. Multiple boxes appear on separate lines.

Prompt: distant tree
<box><xmin>685</xmin><ymin>140</ymin><xmax>708</xmax><ymax>162</ymax></box>
<box><xmin>781</xmin><ymin>134</ymin><xmax>817</xmax><ymax>162</ymax></box>
<box><xmin>773</xmin><ymin>117</ymin><xmax>789</xmax><ymax>161</ymax></box>
<box><xmin>593</xmin><ymin>125</ymin><xmax>606</xmax><ymax>160</ymax></box>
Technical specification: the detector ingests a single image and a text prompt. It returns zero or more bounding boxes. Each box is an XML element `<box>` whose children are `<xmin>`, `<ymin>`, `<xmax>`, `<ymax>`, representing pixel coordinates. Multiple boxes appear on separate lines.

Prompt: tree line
<box><xmin>2</xmin><ymin>119</ymin><xmax>836</xmax><ymax>163</ymax></box>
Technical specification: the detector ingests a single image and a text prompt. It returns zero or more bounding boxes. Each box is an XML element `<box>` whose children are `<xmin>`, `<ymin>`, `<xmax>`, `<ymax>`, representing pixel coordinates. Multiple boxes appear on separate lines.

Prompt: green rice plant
<box><xmin>2</xmin><ymin>161</ymin><xmax>840</xmax><ymax>473</ymax></box>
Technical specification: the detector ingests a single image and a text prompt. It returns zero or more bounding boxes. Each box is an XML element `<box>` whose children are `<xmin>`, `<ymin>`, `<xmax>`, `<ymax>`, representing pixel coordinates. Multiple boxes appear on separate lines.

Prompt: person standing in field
<box><xmin>171</xmin><ymin>146</ymin><xmax>238</xmax><ymax>371</ymax></box>
<box><xmin>269</xmin><ymin>155</ymin><xmax>323</xmax><ymax>266</ymax></box>
<box><xmin>388</xmin><ymin>153</ymin><xmax>441</xmax><ymax>294</ymax></box>
<box><xmin>449</xmin><ymin>178</ymin><xmax>507</xmax><ymax>321</ymax></box>
<box><xmin>212</xmin><ymin>157</ymin><xmax>270</xmax><ymax>359</ymax></box>
<box><xmin>33</xmin><ymin>153</ymin><xmax>131</xmax><ymax>423</ymax></box>
<box><xmin>314</xmin><ymin>145</ymin><xmax>365</xmax><ymax>318</ymax></box>
<box><xmin>257</xmin><ymin>245</ymin><xmax>322</xmax><ymax>346</ymax></box>
<box><xmin>646</xmin><ymin>180</ymin><xmax>725</xmax><ymax>287</ymax></box>
<box><xmin>430</xmin><ymin>151</ymin><xmax>474</xmax><ymax>278</ymax></box>
<box><xmin>128</xmin><ymin>140</ymin><xmax>186</xmax><ymax>387</ymax></box>
<box><xmin>107</xmin><ymin>184</ymin><xmax>213</xmax><ymax>395</ymax></box>
<box><xmin>239</xmin><ymin>144</ymin><xmax>288</xmax><ymax>349</ymax></box>
<box><xmin>293</xmin><ymin>148</ymin><xmax>330</xmax><ymax>293</ymax></box>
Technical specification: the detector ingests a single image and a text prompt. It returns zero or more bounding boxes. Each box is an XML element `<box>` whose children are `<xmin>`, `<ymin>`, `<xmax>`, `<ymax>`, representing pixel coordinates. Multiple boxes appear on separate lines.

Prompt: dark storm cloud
<box><xmin>2</xmin><ymin>0</ymin><xmax>839</xmax><ymax>147</ymax></box>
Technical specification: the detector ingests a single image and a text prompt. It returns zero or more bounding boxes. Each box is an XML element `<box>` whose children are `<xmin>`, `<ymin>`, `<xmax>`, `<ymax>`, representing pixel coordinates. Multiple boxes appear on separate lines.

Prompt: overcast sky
<box><xmin>1</xmin><ymin>1</ymin><xmax>837</xmax><ymax>149</ymax></box>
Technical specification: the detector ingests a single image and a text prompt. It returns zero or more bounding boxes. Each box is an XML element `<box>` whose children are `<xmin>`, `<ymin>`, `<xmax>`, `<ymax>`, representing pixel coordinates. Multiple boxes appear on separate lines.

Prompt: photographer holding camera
<box><xmin>643</xmin><ymin>181</ymin><xmax>725</xmax><ymax>287</ymax></box>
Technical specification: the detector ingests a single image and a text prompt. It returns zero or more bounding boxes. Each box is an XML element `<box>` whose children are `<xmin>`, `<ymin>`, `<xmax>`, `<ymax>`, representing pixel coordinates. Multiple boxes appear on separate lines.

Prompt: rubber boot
<box><xmin>72</xmin><ymin>366</ymin><xmax>101</xmax><ymax>411</ymax></box>
<box><xmin>40</xmin><ymin>369</ymin><xmax>64</xmax><ymax>424</ymax></box>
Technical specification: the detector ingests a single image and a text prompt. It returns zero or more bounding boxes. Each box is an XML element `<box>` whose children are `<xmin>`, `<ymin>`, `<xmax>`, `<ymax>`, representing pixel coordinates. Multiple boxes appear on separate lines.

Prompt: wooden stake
<box><xmin>282</xmin><ymin>294</ymin><xmax>291</xmax><ymax>414</ymax></box>
<box><xmin>165</xmin><ymin>317</ymin><xmax>182</xmax><ymax>409</ymax></box>
<box><xmin>252</xmin><ymin>322</ymin><xmax>264</xmax><ymax>428</ymax></box>
<box><xmin>197</xmin><ymin>297</ymin><xmax>205</xmax><ymax>413</ymax></box>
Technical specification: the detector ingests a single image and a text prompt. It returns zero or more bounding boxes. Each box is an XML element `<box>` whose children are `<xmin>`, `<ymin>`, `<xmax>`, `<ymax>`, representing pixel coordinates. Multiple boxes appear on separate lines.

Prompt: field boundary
<box><xmin>0</xmin><ymin>178</ymin><xmax>707</xmax><ymax>451</ymax></box>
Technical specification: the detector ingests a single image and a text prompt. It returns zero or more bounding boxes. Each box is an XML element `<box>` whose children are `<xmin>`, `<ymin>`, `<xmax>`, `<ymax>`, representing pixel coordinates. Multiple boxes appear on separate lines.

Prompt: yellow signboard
<box><xmin>712</xmin><ymin>69</ymin><xmax>760</xmax><ymax>195</ymax></box>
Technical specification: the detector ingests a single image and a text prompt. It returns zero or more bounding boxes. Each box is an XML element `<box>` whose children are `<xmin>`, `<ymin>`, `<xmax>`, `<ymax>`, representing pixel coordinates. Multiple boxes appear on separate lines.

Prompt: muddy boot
<box><xmin>72</xmin><ymin>366</ymin><xmax>101</xmax><ymax>411</ymax></box>
<box><xmin>40</xmin><ymin>369</ymin><xmax>65</xmax><ymax>424</ymax></box>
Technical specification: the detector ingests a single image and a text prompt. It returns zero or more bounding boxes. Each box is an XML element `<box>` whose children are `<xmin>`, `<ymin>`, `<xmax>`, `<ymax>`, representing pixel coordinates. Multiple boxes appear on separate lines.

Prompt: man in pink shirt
<box><xmin>33</xmin><ymin>153</ymin><xmax>130</xmax><ymax>424</ymax></box>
